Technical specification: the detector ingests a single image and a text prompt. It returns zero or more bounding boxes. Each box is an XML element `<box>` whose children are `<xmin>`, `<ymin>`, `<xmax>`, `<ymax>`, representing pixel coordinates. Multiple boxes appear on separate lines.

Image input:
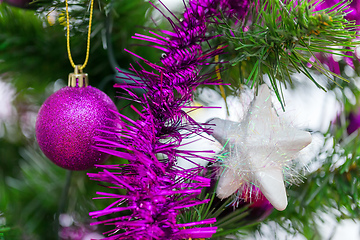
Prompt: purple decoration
<box><xmin>0</xmin><ymin>0</ymin><xmax>33</xmax><ymax>8</ymax></box>
<box><xmin>89</xmin><ymin>0</ymin><xmax>249</xmax><ymax>239</ymax></box>
<box><xmin>59</xmin><ymin>214</ymin><xmax>102</xmax><ymax>240</ymax></box>
<box><xmin>314</xmin><ymin>0</ymin><xmax>360</xmax><ymax>24</ymax></box>
<box><xmin>36</xmin><ymin>86</ymin><xmax>118</xmax><ymax>171</ymax></box>
<box><xmin>241</xmin><ymin>186</ymin><xmax>274</xmax><ymax>221</ymax></box>
<box><xmin>219</xmin><ymin>0</ymin><xmax>251</xmax><ymax>19</ymax></box>
<box><xmin>347</xmin><ymin>111</ymin><xmax>360</xmax><ymax>134</ymax></box>
<box><xmin>313</xmin><ymin>0</ymin><xmax>360</xmax><ymax>69</ymax></box>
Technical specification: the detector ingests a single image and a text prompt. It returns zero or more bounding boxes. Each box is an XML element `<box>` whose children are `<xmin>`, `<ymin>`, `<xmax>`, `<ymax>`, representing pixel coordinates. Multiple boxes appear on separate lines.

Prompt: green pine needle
<box><xmin>218</xmin><ymin>0</ymin><xmax>358</xmax><ymax>108</ymax></box>
<box><xmin>178</xmin><ymin>173</ymin><xmax>266</xmax><ymax>239</ymax></box>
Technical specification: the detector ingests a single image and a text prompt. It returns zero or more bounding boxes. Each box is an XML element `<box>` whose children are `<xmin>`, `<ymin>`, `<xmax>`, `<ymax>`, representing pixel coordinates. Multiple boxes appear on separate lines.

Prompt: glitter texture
<box><xmin>35</xmin><ymin>86</ymin><xmax>118</xmax><ymax>171</ymax></box>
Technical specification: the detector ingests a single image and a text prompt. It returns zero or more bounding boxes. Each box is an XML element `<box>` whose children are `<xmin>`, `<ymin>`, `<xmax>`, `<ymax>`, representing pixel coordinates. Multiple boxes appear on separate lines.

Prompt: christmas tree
<box><xmin>1</xmin><ymin>0</ymin><xmax>360</xmax><ymax>239</ymax></box>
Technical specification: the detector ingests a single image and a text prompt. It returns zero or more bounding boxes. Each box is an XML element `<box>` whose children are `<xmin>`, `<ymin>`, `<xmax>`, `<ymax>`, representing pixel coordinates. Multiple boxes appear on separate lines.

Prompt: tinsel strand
<box><xmin>89</xmin><ymin>0</ymin><xmax>249</xmax><ymax>239</ymax></box>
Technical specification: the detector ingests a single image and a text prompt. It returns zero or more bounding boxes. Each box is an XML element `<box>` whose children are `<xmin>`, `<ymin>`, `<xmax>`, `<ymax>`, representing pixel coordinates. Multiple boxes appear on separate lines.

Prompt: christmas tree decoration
<box><xmin>213</xmin><ymin>185</ymin><xmax>275</xmax><ymax>225</ymax></box>
<box><xmin>88</xmin><ymin>1</ymin><xmax>248</xmax><ymax>239</ymax></box>
<box><xmin>4</xmin><ymin>0</ymin><xmax>360</xmax><ymax>239</ymax></box>
<box><xmin>347</xmin><ymin>110</ymin><xmax>360</xmax><ymax>135</ymax></box>
<box><xmin>241</xmin><ymin>186</ymin><xmax>274</xmax><ymax>221</ymax></box>
<box><xmin>1</xmin><ymin>0</ymin><xmax>33</xmax><ymax>8</ymax></box>
<box><xmin>35</xmin><ymin>69</ymin><xmax>118</xmax><ymax>170</ymax></box>
<box><xmin>59</xmin><ymin>213</ymin><xmax>103</xmax><ymax>240</ymax></box>
<box><xmin>87</xmin><ymin>0</ymin><xmax>359</xmax><ymax>238</ymax></box>
<box><xmin>35</xmin><ymin>0</ymin><xmax>118</xmax><ymax>170</ymax></box>
<box><xmin>208</xmin><ymin>84</ymin><xmax>312</xmax><ymax>211</ymax></box>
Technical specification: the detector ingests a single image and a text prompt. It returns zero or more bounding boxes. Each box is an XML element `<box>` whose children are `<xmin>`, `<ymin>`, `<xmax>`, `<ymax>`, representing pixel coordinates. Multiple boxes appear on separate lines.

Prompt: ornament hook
<box><xmin>68</xmin><ymin>65</ymin><xmax>89</xmax><ymax>87</ymax></box>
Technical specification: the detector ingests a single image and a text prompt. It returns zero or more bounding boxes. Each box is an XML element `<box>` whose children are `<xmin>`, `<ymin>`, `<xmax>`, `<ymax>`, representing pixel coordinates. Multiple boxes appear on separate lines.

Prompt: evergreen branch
<box><xmin>179</xmin><ymin>173</ymin><xmax>268</xmax><ymax>239</ymax></box>
<box><xmin>218</xmin><ymin>0</ymin><xmax>358</xmax><ymax>106</ymax></box>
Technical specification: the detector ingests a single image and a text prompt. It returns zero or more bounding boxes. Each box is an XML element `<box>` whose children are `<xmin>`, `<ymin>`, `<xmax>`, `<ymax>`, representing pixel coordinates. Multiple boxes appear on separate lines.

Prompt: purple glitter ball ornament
<box><xmin>35</xmin><ymin>85</ymin><xmax>118</xmax><ymax>171</ymax></box>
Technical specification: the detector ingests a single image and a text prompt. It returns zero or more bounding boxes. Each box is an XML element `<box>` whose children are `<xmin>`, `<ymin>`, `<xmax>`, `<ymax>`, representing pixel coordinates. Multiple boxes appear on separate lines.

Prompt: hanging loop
<box><xmin>68</xmin><ymin>65</ymin><xmax>89</xmax><ymax>87</ymax></box>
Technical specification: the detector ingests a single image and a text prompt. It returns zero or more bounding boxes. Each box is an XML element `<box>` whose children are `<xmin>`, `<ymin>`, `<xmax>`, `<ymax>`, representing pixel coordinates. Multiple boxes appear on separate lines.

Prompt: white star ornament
<box><xmin>208</xmin><ymin>84</ymin><xmax>312</xmax><ymax>211</ymax></box>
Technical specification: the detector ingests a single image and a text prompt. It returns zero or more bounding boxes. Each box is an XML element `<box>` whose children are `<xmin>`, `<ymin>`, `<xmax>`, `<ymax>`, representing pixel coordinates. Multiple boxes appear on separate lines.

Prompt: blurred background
<box><xmin>2</xmin><ymin>0</ymin><xmax>360</xmax><ymax>239</ymax></box>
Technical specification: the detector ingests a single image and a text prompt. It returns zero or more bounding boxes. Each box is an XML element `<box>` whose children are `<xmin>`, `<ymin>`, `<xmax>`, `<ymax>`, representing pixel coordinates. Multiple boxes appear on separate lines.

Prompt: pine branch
<box><xmin>0</xmin><ymin>0</ymin><xmax>156</xmax><ymax>96</ymax></box>
<box><xmin>178</xmin><ymin>172</ymin><xmax>268</xmax><ymax>239</ymax></box>
<box><xmin>217</xmin><ymin>0</ymin><xmax>358</xmax><ymax>108</ymax></box>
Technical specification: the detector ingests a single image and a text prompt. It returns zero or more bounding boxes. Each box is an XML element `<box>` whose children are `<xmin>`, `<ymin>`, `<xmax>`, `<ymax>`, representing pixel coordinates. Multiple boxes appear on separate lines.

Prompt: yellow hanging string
<box><xmin>65</xmin><ymin>0</ymin><xmax>94</xmax><ymax>70</ymax></box>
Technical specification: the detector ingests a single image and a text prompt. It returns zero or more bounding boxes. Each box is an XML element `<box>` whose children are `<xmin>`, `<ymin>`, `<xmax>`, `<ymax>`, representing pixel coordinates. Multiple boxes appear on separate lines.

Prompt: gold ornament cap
<box><xmin>68</xmin><ymin>65</ymin><xmax>89</xmax><ymax>87</ymax></box>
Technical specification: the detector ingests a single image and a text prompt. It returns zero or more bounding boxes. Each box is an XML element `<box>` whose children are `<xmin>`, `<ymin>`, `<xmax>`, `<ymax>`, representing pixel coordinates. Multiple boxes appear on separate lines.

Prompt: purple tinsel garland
<box><xmin>88</xmin><ymin>0</ymin><xmax>249</xmax><ymax>239</ymax></box>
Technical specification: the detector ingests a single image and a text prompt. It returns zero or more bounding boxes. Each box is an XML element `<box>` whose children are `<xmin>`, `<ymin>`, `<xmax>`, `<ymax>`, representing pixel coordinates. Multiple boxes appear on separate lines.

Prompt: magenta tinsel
<box><xmin>89</xmin><ymin>0</ymin><xmax>249</xmax><ymax>239</ymax></box>
<box><xmin>36</xmin><ymin>86</ymin><xmax>118</xmax><ymax>171</ymax></box>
